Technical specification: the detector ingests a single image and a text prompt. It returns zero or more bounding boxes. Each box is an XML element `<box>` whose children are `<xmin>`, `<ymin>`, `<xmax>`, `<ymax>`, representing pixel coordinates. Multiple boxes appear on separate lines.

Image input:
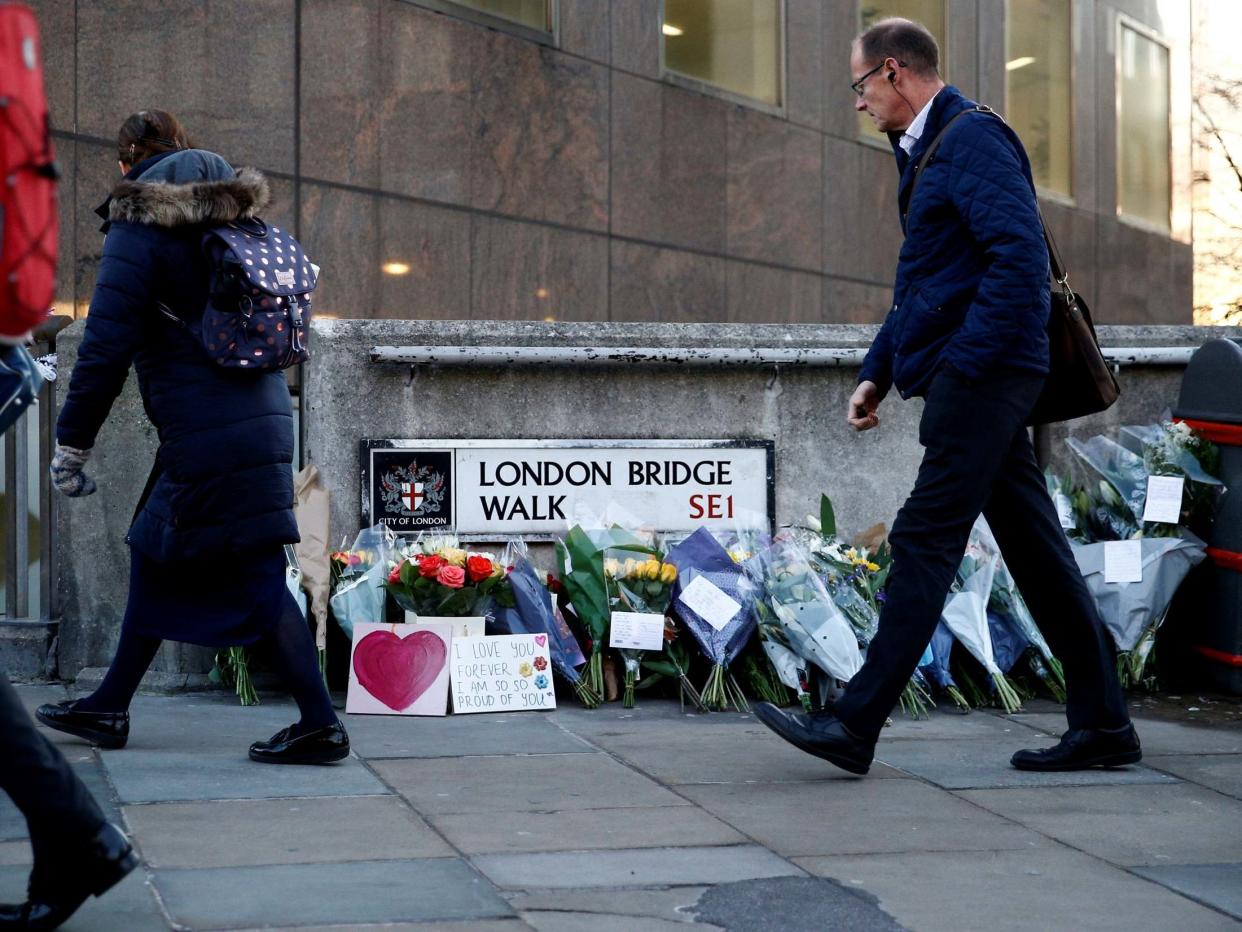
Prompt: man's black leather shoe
<box><xmin>753</xmin><ymin>702</ymin><xmax>874</xmax><ymax>775</ymax></box>
<box><xmin>1011</xmin><ymin>725</ymin><xmax>1142</xmax><ymax>772</ymax></box>
<box><xmin>35</xmin><ymin>702</ymin><xmax>129</xmax><ymax>750</ymax></box>
<box><xmin>0</xmin><ymin>822</ymin><xmax>138</xmax><ymax>930</ymax></box>
<box><xmin>249</xmin><ymin>721</ymin><xmax>349</xmax><ymax>765</ymax></box>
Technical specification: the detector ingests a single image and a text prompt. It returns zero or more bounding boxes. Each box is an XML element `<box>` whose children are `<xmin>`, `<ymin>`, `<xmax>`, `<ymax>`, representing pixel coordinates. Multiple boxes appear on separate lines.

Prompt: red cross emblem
<box><xmin>401</xmin><ymin>482</ymin><xmax>424</xmax><ymax>511</ymax></box>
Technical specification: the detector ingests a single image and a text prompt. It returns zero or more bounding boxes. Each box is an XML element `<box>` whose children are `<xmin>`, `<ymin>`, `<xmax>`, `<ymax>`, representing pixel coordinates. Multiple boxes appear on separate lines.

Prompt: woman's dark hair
<box><xmin>855</xmin><ymin>17</ymin><xmax>940</xmax><ymax>78</ymax></box>
<box><xmin>116</xmin><ymin>109</ymin><xmax>194</xmax><ymax>166</ymax></box>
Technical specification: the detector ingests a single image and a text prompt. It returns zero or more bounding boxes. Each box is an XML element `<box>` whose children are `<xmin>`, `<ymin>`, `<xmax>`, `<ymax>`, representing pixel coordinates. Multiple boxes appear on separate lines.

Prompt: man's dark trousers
<box><xmin>833</xmin><ymin>366</ymin><xmax>1131</xmax><ymax>742</ymax></box>
<box><xmin>0</xmin><ymin>671</ymin><xmax>105</xmax><ymax>886</ymax></box>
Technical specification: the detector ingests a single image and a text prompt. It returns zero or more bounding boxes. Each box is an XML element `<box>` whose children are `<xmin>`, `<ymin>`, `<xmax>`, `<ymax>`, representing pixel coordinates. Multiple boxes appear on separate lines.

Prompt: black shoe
<box><xmin>35</xmin><ymin>702</ymin><xmax>129</xmax><ymax>750</ymax></box>
<box><xmin>753</xmin><ymin>702</ymin><xmax>874</xmax><ymax>775</ymax></box>
<box><xmin>249</xmin><ymin>721</ymin><xmax>349</xmax><ymax>765</ymax></box>
<box><xmin>0</xmin><ymin>822</ymin><xmax>138</xmax><ymax>930</ymax></box>
<box><xmin>1011</xmin><ymin>724</ymin><xmax>1142</xmax><ymax>772</ymax></box>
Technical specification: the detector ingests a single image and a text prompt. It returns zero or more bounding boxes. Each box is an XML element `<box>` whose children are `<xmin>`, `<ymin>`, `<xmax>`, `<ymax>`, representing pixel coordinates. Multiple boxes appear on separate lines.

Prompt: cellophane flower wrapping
<box><xmin>666</xmin><ymin>527</ymin><xmax>759</xmax><ymax>711</ymax></box>
<box><xmin>329</xmin><ymin>524</ymin><xmax>400</xmax><ymax>640</ymax></box>
<box><xmin>555</xmin><ymin>524</ymin><xmax>654</xmax><ymax>700</ymax></box>
<box><xmin>605</xmin><ymin>548</ymin><xmax>678</xmax><ymax>708</ymax></box>
<box><xmin>491</xmin><ymin>540</ymin><xmax>597</xmax><ymax>707</ymax></box>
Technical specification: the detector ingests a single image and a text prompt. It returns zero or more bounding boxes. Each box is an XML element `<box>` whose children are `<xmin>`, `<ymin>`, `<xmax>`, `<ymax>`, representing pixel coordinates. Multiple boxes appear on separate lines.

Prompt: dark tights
<box><xmin>76</xmin><ymin>590</ymin><xmax>336</xmax><ymax>734</ymax></box>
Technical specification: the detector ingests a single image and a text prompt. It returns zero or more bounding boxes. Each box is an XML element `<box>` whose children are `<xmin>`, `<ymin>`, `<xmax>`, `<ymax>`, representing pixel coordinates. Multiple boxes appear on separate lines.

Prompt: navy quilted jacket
<box><xmin>859</xmin><ymin>86</ymin><xmax>1050</xmax><ymax>400</ymax></box>
<box><xmin>57</xmin><ymin>150</ymin><xmax>299</xmax><ymax>562</ymax></box>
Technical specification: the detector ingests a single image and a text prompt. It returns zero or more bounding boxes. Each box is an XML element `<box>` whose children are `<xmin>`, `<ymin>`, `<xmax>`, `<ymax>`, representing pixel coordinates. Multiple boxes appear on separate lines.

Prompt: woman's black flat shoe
<box><xmin>35</xmin><ymin>702</ymin><xmax>129</xmax><ymax>750</ymax></box>
<box><xmin>249</xmin><ymin>721</ymin><xmax>349</xmax><ymax>765</ymax></box>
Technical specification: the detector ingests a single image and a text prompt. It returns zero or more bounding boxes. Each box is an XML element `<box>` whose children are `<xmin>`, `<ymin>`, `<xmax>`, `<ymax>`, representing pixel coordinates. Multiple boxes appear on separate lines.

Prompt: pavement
<box><xmin>4</xmin><ymin>685</ymin><xmax>1242</xmax><ymax>932</ymax></box>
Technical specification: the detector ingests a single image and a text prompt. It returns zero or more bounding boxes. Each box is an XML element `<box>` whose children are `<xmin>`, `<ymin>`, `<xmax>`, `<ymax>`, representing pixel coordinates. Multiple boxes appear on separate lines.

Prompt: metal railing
<box><xmin>2</xmin><ymin>315</ymin><xmax>71</xmax><ymax>623</ymax></box>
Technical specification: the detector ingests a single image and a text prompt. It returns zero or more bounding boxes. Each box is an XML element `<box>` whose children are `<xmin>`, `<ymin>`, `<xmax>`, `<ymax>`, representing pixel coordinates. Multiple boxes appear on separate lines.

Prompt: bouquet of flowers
<box><xmin>1071</xmin><ymin>533</ymin><xmax>1208</xmax><ymax>688</ymax></box>
<box><xmin>1064</xmin><ymin>421</ymin><xmax>1224</xmax><ymax>542</ymax></box>
<box><xmin>605</xmin><ymin>551</ymin><xmax>680</xmax><ymax>708</ymax></box>
<box><xmin>971</xmin><ymin>517</ymin><xmax>1067</xmax><ymax>702</ymax></box>
<box><xmin>386</xmin><ymin>534</ymin><xmax>515</xmax><ymax>618</ymax></box>
<box><xmin>747</xmin><ymin>538</ymin><xmax>864</xmax><ymax>710</ymax></box>
<box><xmin>329</xmin><ymin>524</ymin><xmax>400</xmax><ymax>639</ymax></box>
<box><xmin>555</xmin><ymin>524</ymin><xmax>654</xmax><ymax>699</ymax></box>
<box><xmin>920</xmin><ymin>621</ymin><xmax>970</xmax><ymax>710</ymax></box>
<box><xmin>491</xmin><ymin>541</ymin><xmax>598</xmax><ymax>707</ymax></box>
<box><xmin>666</xmin><ymin>528</ymin><xmax>760</xmax><ymax>712</ymax></box>
<box><xmin>792</xmin><ymin>496</ymin><xmax>933</xmax><ymax>717</ymax></box>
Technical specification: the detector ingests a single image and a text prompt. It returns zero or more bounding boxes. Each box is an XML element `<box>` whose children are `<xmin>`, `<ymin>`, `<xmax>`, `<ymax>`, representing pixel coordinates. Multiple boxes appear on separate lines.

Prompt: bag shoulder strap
<box><xmin>907</xmin><ymin>104</ymin><xmax>1072</xmax><ymax>295</ymax></box>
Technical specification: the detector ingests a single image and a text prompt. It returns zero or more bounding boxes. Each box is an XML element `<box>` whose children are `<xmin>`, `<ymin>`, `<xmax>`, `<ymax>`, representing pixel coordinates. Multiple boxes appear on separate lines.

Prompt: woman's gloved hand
<box><xmin>50</xmin><ymin>444</ymin><xmax>97</xmax><ymax>497</ymax></box>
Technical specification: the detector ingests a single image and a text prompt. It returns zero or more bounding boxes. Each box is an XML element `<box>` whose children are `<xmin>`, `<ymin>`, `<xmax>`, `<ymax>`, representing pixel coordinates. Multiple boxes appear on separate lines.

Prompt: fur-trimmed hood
<box><xmin>107</xmin><ymin>165</ymin><xmax>271</xmax><ymax>227</ymax></box>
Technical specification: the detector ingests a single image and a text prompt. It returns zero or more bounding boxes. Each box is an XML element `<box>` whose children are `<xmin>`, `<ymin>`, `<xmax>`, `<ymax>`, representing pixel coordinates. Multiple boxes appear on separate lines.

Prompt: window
<box><xmin>1005</xmin><ymin>0</ymin><xmax>1072</xmax><ymax>196</ymax></box>
<box><xmin>662</xmin><ymin>0</ymin><xmax>783</xmax><ymax>108</ymax></box>
<box><xmin>423</xmin><ymin>0</ymin><xmax>554</xmax><ymax>36</ymax></box>
<box><xmin>1117</xmin><ymin>21</ymin><xmax>1170</xmax><ymax>228</ymax></box>
<box><xmin>857</xmin><ymin>1</ymin><xmax>947</xmax><ymax>138</ymax></box>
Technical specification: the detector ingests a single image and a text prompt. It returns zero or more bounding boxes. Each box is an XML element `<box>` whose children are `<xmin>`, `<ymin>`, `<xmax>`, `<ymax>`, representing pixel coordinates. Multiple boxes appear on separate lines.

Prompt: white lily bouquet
<box><xmin>746</xmin><ymin>538</ymin><xmax>863</xmax><ymax>709</ymax></box>
<box><xmin>941</xmin><ymin>522</ymin><xmax>1023</xmax><ymax>714</ymax></box>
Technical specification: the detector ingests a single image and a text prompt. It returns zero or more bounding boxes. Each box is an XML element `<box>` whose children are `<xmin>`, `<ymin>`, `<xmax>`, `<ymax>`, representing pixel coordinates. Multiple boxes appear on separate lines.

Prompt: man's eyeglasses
<box><xmin>849</xmin><ymin>59</ymin><xmax>905</xmax><ymax>97</ymax></box>
<box><xmin>850</xmin><ymin>62</ymin><xmax>885</xmax><ymax>97</ymax></box>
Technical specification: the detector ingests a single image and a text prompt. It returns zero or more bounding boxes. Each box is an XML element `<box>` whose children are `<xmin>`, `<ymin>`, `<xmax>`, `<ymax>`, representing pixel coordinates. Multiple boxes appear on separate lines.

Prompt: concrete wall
<box><xmin>37</xmin><ymin>0</ymin><xmax>1191</xmax><ymax>326</ymax></box>
<box><xmin>50</xmin><ymin>318</ymin><xmax>1241</xmax><ymax>680</ymax></box>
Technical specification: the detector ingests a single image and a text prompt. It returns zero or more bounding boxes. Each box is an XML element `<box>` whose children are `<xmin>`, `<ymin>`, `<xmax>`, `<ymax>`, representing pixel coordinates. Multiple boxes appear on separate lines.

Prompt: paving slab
<box><xmin>1146</xmin><ymin>755</ymin><xmax>1242</xmax><ymax>799</ymax></box>
<box><xmin>1009</xmin><ymin>712</ymin><xmax>1242</xmax><ymax>756</ymax></box>
<box><xmin>0</xmin><ymin>865</ymin><xmax>167</xmax><ymax>931</ymax></box>
<box><xmin>430</xmin><ymin>805</ymin><xmax>744</xmax><ymax>854</ymax></box>
<box><xmin>879</xmin><ymin>707</ymin><xmax>1055</xmax><ymax>741</ymax></box>
<box><xmin>550</xmin><ymin>704</ymin><xmax>765</xmax><ymax>736</ymax></box>
<box><xmin>124</xmin><ymin>795</ymin><xmax>453</xmax><ymax>867</ymax></box>
<box><xmin>581</xmin><ymin>724</ymin><xmax>908</xmax><ymax>785</ymax></box>
<box><xmin>473</xmin><ymin>845</ymin><xmax>802</xmax><ymax>889</ymax></box>
<box><xmin>154</xmin><ymin>858</ymin><xmax>512</xmax><ymax>928</ymax></box>
<box><xmin>679</xmin><ymin>779</ymin><xmax>1047</xmax><ymax>858</ymax></box>
<box><xmin>105</xmin><ymin>693</ymin><xmax>302</xmax><ymax>752</ymax></box>
<box><xmin>958</xmin><ymin>783</ymin><xmax>1242</xmax><ymax>867</ymax></box>
<box><xmin>0</xmin><ymin>841</ymin><xmax>30</xmax><ymax>865</ymax></box>
<box><xmin>876</xmin><ymin>737</ymin><xmax>1181</xmax><ymax>789</ymax></box>
<box><xmin>796</xmin><ymin>848</ymin><xmax>1241</xmax><ymax>932</ymax></box>
<box><xmin>521</xmin><ymin>912</ymin><xmax>716</xmax><ymax>932</ymax></box>
<box><xmin>102</xmin><ymin>749</ymin><xmax>390</xmax><ymax>803</ymax></box>
<box><xmin>692</xmin><ymin>875</ymin><xmax>906</xmax><ymax>932</ymax></box>
<box><xmin>264</xmin><ymin>923</ymin><xmax>531</xmax><ymax>932</ymax></box>
<box><xmin>507</xmin><ymin>886</ymin><xmax>709</xmax><ymax>923</ymax></box>
<box><xmin>373</xmin><ymin>752</ymin><xmax>688</xmax><ymax>814</ymax></box>
<box><xmin>1133</xmin><ymin>863</ymin><xmax>1242</xmax><ymax>921</ymax></box>
<box><xmin>346</xmin><ymin>710</ymin><xmax>595</xmax><ymax>759</ymax></box>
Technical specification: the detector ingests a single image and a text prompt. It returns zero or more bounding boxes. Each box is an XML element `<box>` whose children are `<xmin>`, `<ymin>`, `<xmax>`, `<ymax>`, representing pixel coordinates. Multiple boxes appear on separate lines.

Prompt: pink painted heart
<box><xmin>353</xmin><ymin>629</ymin><xmax>447</xmax><ymax>712</ymax></box>
<box><xmin>534</xmin><ymin>634</ymin><xmax>547</xmax><ymax>647</ymax></box>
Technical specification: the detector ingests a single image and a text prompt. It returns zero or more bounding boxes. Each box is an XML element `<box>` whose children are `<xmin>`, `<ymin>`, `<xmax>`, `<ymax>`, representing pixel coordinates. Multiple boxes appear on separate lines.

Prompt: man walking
<box><xmin>754</xmin><ymin>18</ymin><xmax>1139</xmax><ymax>775</ymax></box>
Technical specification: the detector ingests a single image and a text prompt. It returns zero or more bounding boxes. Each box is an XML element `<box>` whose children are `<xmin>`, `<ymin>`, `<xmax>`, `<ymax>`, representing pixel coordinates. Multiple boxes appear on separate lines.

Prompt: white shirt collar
<box><xmin>899</xmin><ymin>92</ymin><xmax>940</xmax><ymax>154</ymax></box>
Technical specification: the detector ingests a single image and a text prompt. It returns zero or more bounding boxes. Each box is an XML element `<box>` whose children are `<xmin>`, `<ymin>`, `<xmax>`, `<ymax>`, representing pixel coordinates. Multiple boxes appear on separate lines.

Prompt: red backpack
<box><xmin>0</xmin><ymin>3</ymin><xmax>57</xmax><ymax>338</ymax></box>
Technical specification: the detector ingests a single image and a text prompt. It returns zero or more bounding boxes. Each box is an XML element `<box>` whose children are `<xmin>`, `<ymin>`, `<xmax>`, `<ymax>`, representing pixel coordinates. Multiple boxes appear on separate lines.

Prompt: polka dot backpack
<box><xmin>198</xmin><ymin>218</ymin><xmax>316</xmax><ymax>370</ymax></box>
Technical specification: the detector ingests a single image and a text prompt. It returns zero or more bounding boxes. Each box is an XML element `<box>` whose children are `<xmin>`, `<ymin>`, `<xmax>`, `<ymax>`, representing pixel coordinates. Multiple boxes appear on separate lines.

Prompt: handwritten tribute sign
<box><xmin>450</xmin><ymin>634</ymin><xmax>557</xmax><ymax>714</ymax></box>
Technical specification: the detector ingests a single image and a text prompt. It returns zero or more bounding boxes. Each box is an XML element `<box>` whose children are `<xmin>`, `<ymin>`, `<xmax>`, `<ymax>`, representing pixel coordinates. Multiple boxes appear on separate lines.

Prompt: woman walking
<box><xmin>38</xmin><ymin>110</ymin><xmax>347</xmax><ymax>765</ymax></box>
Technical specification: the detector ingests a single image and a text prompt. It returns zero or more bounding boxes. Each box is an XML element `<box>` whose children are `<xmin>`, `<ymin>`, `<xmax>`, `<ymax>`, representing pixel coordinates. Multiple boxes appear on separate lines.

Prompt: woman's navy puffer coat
<box><xmin>57</xmin><ymin>150</ymin><xmax>299</xmax><ymax>562</ymax></box>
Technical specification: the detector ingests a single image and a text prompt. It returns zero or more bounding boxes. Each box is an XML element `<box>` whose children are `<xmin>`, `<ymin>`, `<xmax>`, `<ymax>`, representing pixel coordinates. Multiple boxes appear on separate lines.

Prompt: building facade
<box><xmin>39</xmin><ymin>0</ymin><xmax>1192</xmax><ymax>325</ymax></box>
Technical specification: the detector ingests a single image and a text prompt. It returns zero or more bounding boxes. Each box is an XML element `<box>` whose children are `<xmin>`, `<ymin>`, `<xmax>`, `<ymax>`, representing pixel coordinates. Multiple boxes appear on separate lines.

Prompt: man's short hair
<box><xmin>855</xmin><ymin>17</ymin><xmax>940</xmax><ymax>77</ymax></box>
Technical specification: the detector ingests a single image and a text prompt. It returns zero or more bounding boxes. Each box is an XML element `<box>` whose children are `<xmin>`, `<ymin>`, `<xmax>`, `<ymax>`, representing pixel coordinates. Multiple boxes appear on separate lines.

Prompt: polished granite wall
<box><xmin>37</xmin><ymin>0</ymin><xmax>1193</xmax><ymax>325</ymax></box>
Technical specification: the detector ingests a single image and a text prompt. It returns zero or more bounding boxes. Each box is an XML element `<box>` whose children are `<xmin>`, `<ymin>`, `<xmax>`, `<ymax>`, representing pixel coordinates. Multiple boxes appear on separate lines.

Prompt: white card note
<box><xmin>678</xmin><ymin>575</ymin><xmax>741</xmax><ymax>631</ymax></box>
<box><xmin>1054</xmin><ymin>491</ymin><xmax>1074</xmax><ymax>529</ymax></box>
<box><xmin>1141</xmin><ymin>476</ymin><xmax>1185</xmax><ymax>525</ymax></box>
<box><xmin>1103</xmin><ymin>540</ymin><xmax>1143</xmax><ymax>584</ymax></box>
<box><xmin>609</xmin><ymin>612</ymin><xmax>667</xmax><ymax>651</ymax></box>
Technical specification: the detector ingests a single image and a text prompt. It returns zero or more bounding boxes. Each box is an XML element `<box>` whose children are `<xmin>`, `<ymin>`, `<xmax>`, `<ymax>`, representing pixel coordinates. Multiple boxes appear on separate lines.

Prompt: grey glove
<box><xmin>50</xmin><ymin>444</ymin><xmax>96</xmax><ymax>497</ymax></box>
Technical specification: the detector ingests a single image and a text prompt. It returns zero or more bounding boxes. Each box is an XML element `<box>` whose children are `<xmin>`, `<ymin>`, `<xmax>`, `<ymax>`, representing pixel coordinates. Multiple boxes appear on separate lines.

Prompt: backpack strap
<box><xmin>905</xmin><ymin>105</ymin><xmax>1072</xmax><ymax>297</ymax></box>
